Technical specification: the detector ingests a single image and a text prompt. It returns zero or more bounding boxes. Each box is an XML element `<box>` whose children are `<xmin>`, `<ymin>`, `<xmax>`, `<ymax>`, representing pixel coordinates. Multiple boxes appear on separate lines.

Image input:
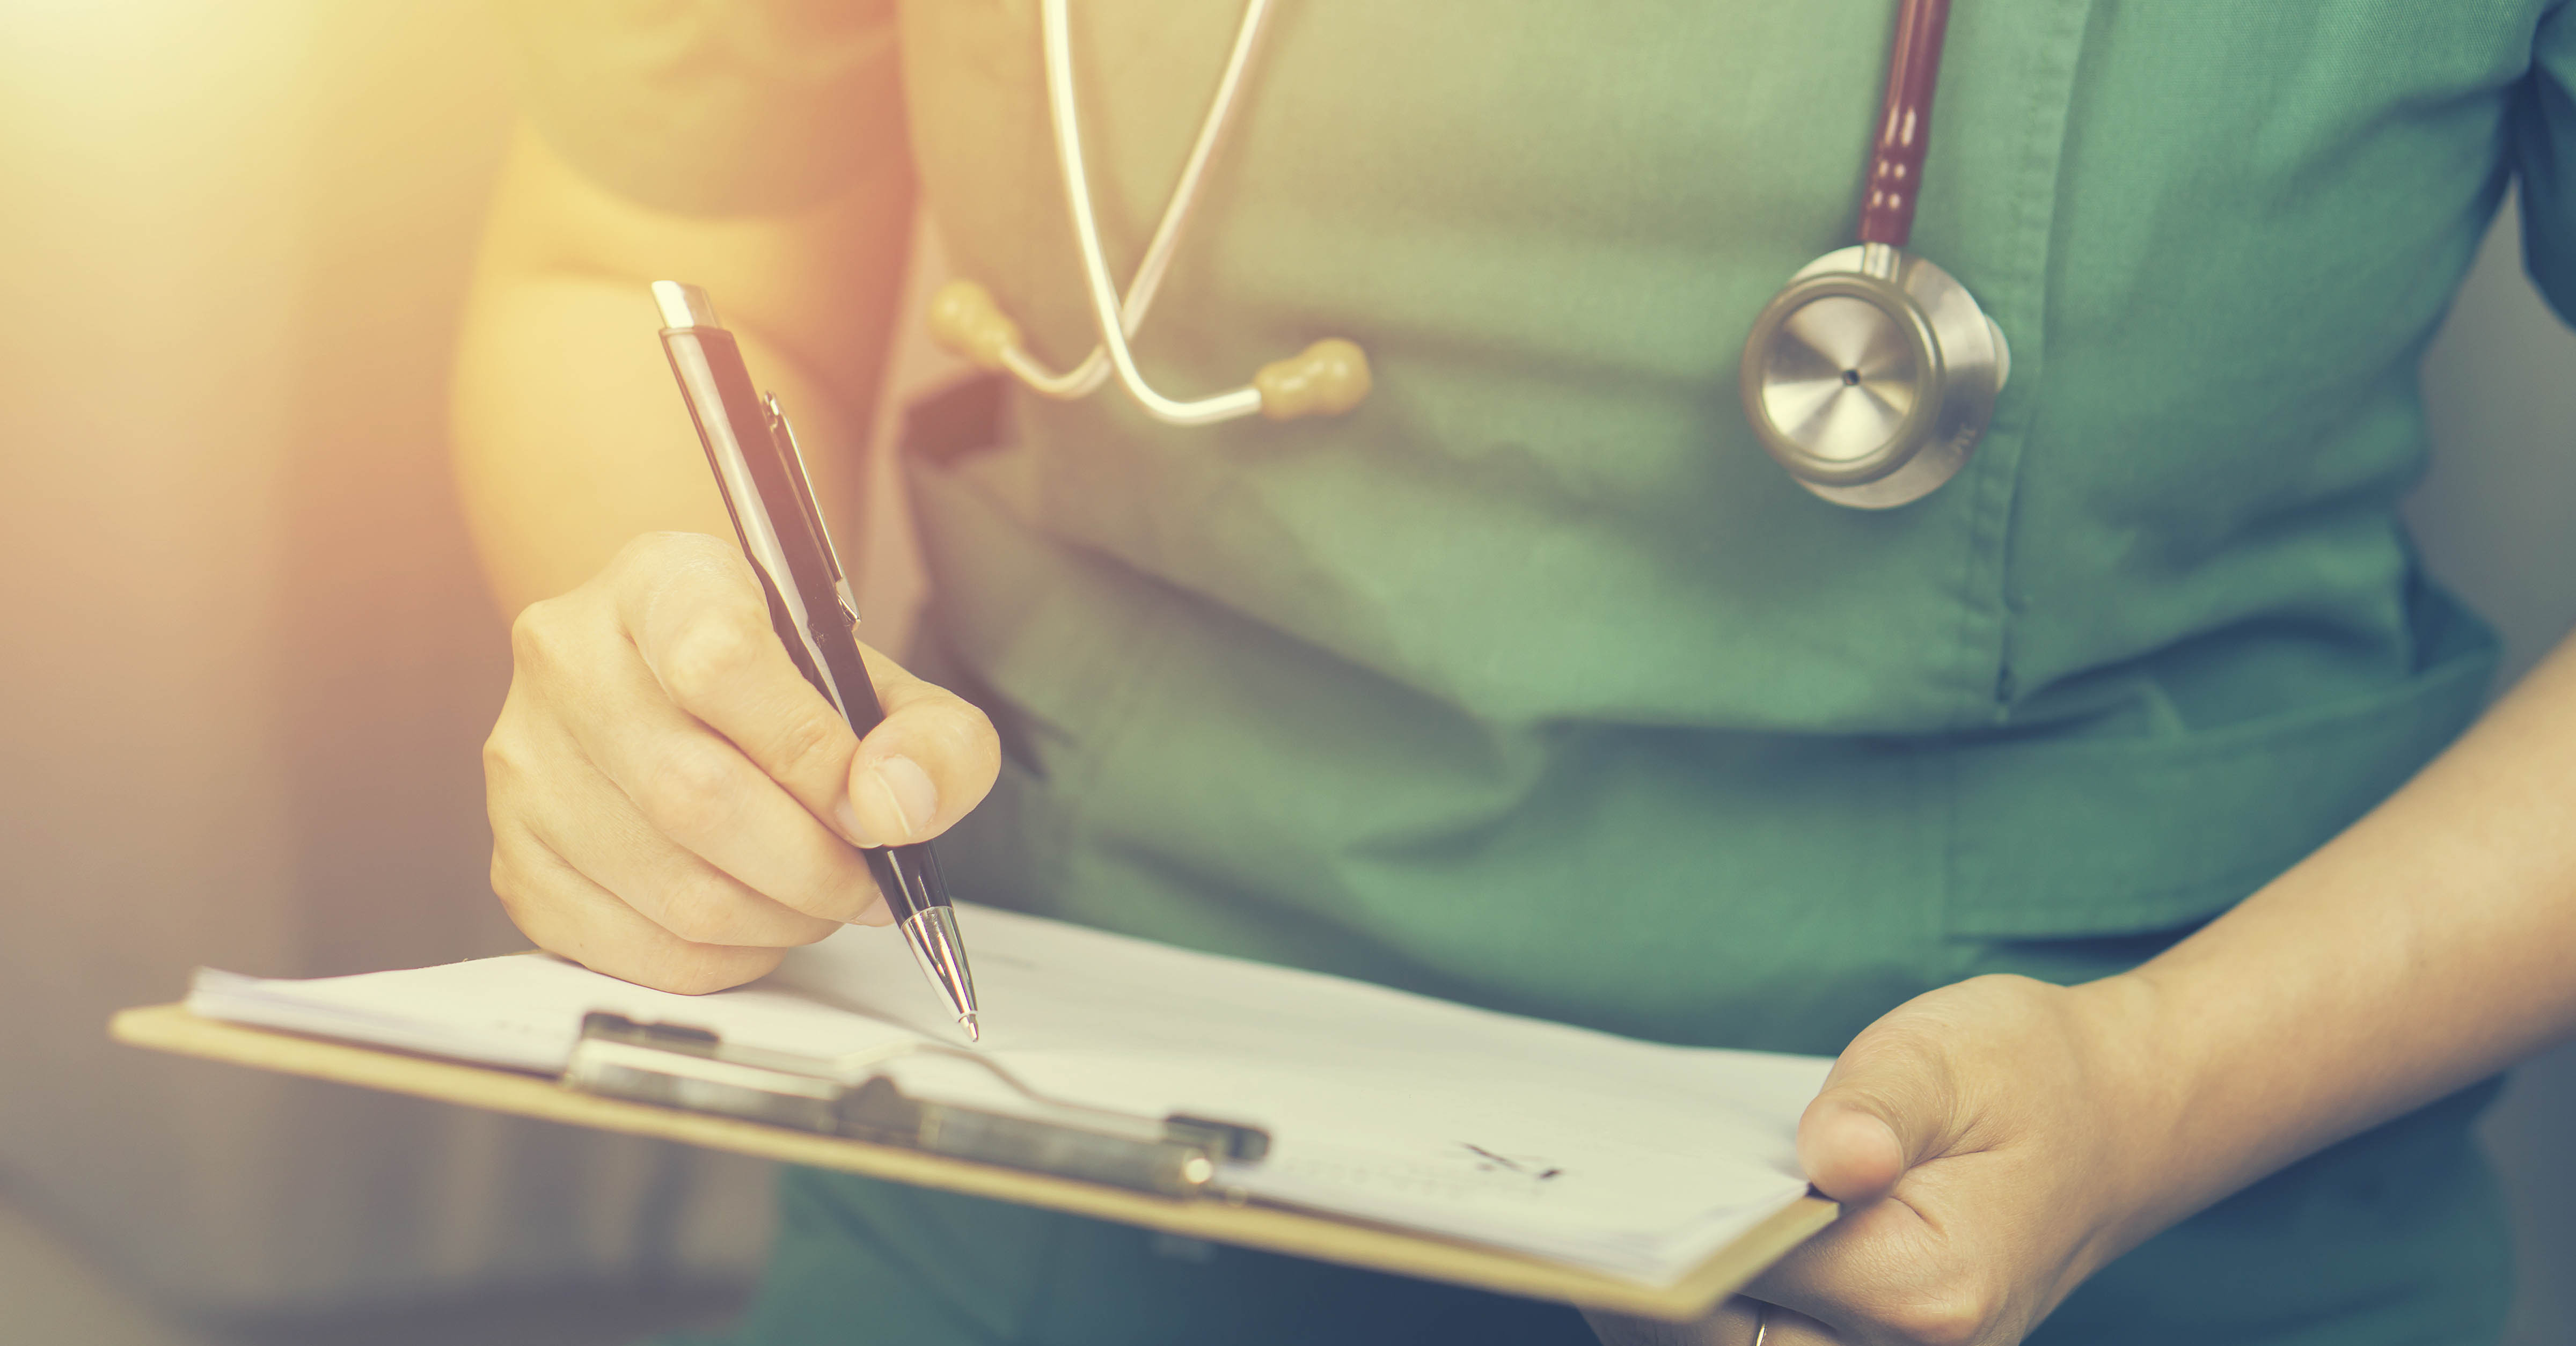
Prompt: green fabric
<box><xmin>697</xmin><ymin>1169</ymin><xmax>1598</xmax><ymax>1346</ymax></box>
<box><xmin>508</xmin><ymin>3</ymin><xmax>2576</xmax><ymax>1343</ymax></box>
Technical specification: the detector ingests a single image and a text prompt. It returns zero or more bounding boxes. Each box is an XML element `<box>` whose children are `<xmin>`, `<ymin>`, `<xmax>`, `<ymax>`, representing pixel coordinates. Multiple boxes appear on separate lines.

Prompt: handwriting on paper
<box><xmin>1460</xmin><ymin>1143</ymin><xmax>1563</xmax><ymax>1181</ymax></box>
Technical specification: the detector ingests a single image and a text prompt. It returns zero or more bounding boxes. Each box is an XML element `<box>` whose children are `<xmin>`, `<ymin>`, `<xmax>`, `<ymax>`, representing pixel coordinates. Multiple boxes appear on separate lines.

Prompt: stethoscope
<box><xmin>927</xmin><ymin>0</ymin><xmax>2005</xmax><ymax>509</ymax></box>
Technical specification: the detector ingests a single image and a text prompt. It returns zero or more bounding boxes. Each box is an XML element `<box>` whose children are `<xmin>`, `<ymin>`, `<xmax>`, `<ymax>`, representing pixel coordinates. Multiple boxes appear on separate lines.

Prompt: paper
<box><xmin>191</xmin><ymin>905</ymin><xmax>1830</xmax><ymax>1284</ymax></box>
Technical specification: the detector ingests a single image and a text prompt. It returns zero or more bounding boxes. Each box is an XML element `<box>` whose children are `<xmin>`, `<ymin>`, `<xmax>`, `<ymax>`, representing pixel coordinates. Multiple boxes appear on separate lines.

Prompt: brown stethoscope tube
<box><xmin>1859</xmin><ymin>0</ymin><xmax>1951</xmax><ymax>248</ymax></box>
<box><xmin>1737</xmin><ymin>0</ymin><xmax>2007</xmax><ymax>509</ymax></box>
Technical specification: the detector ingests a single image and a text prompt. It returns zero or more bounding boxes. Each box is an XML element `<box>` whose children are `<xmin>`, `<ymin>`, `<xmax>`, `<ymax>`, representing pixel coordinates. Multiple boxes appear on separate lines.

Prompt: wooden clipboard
<box><xmin>111</xmin><ymin>1003</ymin><xmax>1836</xmax><ymax>1321</ymax></box>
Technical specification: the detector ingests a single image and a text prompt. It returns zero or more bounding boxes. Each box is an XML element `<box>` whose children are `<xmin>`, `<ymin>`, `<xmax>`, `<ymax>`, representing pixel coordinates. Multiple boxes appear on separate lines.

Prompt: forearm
<box><xmin>2111</xmin><ymin>628</ymin><xmax>2576</xmax><ymax>1243</ymax></box>
<box><xmin>451</xmin><ymin>125</ymin><xmax>912</xmax><ymax>615</ymax></box>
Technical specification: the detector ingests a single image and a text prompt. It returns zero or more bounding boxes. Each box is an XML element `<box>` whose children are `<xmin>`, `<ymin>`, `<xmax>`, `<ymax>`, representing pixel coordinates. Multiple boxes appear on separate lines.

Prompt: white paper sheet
<box><xmin>191</xmin><ymin>904</ymin><xmax>1829</xmax><ymax>1283</ymax></box>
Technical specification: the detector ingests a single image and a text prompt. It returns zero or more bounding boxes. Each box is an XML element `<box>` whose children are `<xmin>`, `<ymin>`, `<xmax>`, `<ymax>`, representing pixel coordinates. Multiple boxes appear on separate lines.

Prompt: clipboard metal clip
<box><xmin>563</xmin><ymin>1013</ymin><xmax>1268</xmax><ymax>1200</ymax></box>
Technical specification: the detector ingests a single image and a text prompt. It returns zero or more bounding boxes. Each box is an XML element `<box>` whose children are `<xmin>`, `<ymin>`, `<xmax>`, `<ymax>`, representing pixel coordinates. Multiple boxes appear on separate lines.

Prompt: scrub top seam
<box><xmin>1933</xmin><ymin>0</ymin><xmax>2092</xmax><ymax>968</ymax></box>
<box><xmin>1948</xmin><ymin>0</ymin><xmax>2096</xmax><ymax>737</ymax></box>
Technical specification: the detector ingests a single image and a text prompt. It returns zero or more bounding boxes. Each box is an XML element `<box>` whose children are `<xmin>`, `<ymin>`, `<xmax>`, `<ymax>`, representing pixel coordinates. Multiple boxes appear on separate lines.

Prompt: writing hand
<box><xmin>482</xmin><ymin>531</ymin><xmax>999</xmax><ymax>993</ymax></box>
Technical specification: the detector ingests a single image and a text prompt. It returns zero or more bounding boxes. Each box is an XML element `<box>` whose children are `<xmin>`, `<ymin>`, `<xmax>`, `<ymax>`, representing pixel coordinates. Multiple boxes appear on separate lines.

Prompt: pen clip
<box><xmin>763</xmin><ymin>392</ymin><xmax>861</xmax><ymax>632</ymax></box>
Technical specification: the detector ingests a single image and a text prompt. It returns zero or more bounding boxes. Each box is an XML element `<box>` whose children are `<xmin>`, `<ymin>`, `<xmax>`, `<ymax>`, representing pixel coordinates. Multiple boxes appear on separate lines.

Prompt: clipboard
<box><xmin>111</xmin><ymin>1001</ymin><xmax>1836</xmax><ymax>1321</ymax></box>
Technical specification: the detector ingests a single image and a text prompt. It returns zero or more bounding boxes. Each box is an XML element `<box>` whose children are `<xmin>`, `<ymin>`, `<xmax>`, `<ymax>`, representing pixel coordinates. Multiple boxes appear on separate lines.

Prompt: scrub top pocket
<box><xmin>1935</xmin><ymin>598</ymin><xmax>2497</xmax><ymax>950</ymax></box>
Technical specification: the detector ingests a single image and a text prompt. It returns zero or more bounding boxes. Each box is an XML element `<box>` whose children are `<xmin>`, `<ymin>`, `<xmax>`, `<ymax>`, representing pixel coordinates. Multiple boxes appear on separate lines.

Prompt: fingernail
<box><xmin>851</xmin><ymin>892</ymin><xmax>893</xmax><ymax>927</ymax></box>
<box><xmin>832</xmin><ymin>798</ymin><xmax>866</xmax><ymax>846</ymax></box>
<box><xmin>853</xmin><ymin>754</ymin><xmax>938</xmax><ymax>846</ymax></box>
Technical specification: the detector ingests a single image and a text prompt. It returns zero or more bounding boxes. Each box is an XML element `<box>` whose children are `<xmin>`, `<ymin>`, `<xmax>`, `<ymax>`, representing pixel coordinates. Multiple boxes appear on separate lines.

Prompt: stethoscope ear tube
<box><xmin>1739</xmin><ymin>0</ymin><xmax>2006</xmax><ymax>509</ymax></box>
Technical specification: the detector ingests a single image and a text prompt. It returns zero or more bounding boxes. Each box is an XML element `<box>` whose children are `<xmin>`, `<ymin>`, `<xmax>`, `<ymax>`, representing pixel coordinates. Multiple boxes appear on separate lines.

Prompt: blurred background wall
<box><xmin>0</xmin><ymin>2</ymin><xmax>779</xmax><ymax>1337</ymax></box>
<box><xmin>0</xmin><ymin>2</ymin><xmax>2566</xmax><ymax>1343</ymax></box>
<box><xmin>2413</xmin><ymin>192</ymin><xmax>2576</xmax><ymax>1346</ymax></box>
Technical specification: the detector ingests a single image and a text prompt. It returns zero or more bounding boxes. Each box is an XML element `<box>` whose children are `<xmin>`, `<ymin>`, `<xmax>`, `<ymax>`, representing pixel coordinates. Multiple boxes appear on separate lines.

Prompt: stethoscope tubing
<box><xmin>958</xmin><ymin>0</ymin><xmax>1989</xmax><ymax>504</ymax></box>
<box><xmin>1038</xmin><ymin>0</ymin><xmax>1272</xmax><ymax>425</ymax></box>
<box><xmin>1859</xmin><ymin>0</ymin><xmax>1951</xmax><ymax>250</ymax></box>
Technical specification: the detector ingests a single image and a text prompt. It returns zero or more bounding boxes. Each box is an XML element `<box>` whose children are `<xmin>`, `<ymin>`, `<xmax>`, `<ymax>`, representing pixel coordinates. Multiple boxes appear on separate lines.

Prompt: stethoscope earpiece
<box><xmin>1253</xmin><ymin>339</ymin><xmax>1372</xmax><ymax>421</ymax></box>
<box><xmin>927</xmin><ymin>279</ymin><xmax>1024</xmax><ymax>376</ymax></box>
<box><xmin>930</xmin><ymin>277</ymin><xmax>1372</xmax><ymax>426</ymax></box>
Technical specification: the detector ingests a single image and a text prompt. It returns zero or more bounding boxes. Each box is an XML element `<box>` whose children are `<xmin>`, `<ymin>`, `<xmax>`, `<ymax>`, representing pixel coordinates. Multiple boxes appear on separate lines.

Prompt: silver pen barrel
<box><xmin>655</xmin><ymin>278</ymin><xmax>984</xmax><ymax>1042</ymax></box>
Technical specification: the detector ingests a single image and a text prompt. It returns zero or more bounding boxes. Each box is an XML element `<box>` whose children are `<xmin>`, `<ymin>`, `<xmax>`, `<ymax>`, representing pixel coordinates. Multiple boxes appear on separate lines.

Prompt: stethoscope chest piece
<box><xmin>1737</xmin><ymin>0</ymin><xmax>2009</xmax><ymax>509</ymax></box>
<box><xmin>1741</xmin><ymin>242</ymin><xmax>2008</xmax><ymax>509</ymax></box>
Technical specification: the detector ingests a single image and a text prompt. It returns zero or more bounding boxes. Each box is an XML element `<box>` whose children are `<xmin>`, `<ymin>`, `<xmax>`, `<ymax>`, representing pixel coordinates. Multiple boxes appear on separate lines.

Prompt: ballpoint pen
<box><xmin>652</xmin><ymin>280</ymin><xmax>982</xmax><ymax>1041</ymax></box>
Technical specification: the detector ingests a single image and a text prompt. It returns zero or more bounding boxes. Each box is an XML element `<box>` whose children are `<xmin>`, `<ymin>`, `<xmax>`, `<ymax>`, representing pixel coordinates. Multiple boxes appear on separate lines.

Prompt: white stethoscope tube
<box><xmin>1012</xmin><ymin>0</ymin><xmax>1269</xmax><ymax>411</ymax></box>
<box><xmin>928</xmin><ymin>0</ymin><xmax>1371</xmax><ymax>426</ymax></box>
<box><xmin>1039</xmin><ymin>0</ymin><xmax>1262</xmax><ymax>425</ymax></box>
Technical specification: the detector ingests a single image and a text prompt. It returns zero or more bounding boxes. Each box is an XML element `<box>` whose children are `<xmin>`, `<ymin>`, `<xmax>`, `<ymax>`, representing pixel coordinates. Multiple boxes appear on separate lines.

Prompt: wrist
<box><xmin>2061</xmin><ymin>968</ymin><xmax>2203</xmax><ymax>1267</ymax></box>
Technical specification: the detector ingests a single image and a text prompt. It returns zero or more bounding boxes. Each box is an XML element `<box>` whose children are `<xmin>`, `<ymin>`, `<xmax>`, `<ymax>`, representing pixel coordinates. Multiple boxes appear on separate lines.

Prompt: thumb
<box><xmin>1796</xmin><ymin>1020</ymin><xmax>1960</xmax><ymax>1204</ymax></box>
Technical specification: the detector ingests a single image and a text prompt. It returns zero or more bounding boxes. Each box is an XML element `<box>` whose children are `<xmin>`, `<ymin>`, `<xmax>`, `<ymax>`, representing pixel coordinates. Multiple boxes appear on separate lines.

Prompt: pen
<box><xmin>651</xmin><ymin>280</ymin><xmax>982</xmax><ymax>1042</ymax></box>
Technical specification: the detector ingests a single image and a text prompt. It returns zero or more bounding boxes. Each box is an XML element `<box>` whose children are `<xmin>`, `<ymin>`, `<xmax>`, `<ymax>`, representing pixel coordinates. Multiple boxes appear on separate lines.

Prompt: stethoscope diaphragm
<box><xmin>1741</xmin><ymin>242</ymin><xmax>2008</xmax><ymax>508</ymax></box>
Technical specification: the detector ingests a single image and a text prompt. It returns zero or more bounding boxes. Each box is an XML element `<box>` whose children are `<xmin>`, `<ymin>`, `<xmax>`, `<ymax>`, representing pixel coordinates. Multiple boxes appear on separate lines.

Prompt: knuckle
<box><xmin>612</xmin><ymin>532</ymin><xmax>672</xmax><ymax>569</ymax></box>
<box><xmin>487</xmin><ymin>846</ymin><xmax>519</xmax><ymax>909</ymax></box>
<box><xmin>629</xmin><ymin>529</ymin><xmax>724</xmax><ymax>564</ymax></box>
<box><xmin>507</xmin><ymin>600</ymin><xmax>558</xmax><ymax>672</ymax></box>
<box><xmin>937</xmin><ymin>694</ymin><xmax>1000</xmax><ymax>758</ymax></box>
<box><xmin>961</xmin><ymin>702</ymin><xmax>1003</xmax><ymax>779</ymax></box>
<box><xmin>480</xmin><ymin>691</ymin><xmax>558</xmax><ymax>803</ymax></box>
<box><xmin>1886</xmin><ymin>1285</ymin><xmax>2001</xmax><ymax>1346</ymax></box>
<box><xmin>652</xmin><ymin>874</ymin><xmax>748</xmax><ymax>946</ymax></box>
<box><xmin>616</xmin><ymin>530</ymin><xmax>711</xmax><ymax>575</ymax></box>
<box><xmin>764</xmin><ymin>705</ymin><xmax>852</xmax><ymax>783</ymax></box>
<box><xmin>656</xmin><ymin>612</ymin><xmax>766</xmax><ymax>707</ymax></box>
<box><xmin>633</xmin><ymin>741</ymin><xmax>744</xmax><ymax>840</ymax></box>
<box><xmin>1841</xmin><ymin>1005</ymin><xmax>1956</xmax><ymax>1074</ymax></box>
<box><xmin>621</xmin><ymin>532</ymin><xmax>751</xmax><ymax>609</ymax></box>
<box><xmin>480</xmin><ymin>723</ymin><xmax>529</xmax><ymax>787</ymax></box>
<box><xmin>486</xmin><ymin>842</ymin><xmax>547</xmax><ymax>933</ymax></box>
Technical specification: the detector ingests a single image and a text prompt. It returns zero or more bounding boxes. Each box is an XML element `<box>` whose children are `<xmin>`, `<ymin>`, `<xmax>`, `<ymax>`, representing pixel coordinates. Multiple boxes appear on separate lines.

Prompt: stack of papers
<box><xmin>191</xmin><ymin>905</ymin><xmax>1829</xmax><ymax>1284</ymax></box>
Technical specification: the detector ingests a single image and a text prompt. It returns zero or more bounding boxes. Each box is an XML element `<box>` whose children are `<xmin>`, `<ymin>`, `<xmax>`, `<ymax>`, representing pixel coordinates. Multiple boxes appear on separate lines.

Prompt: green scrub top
<box><xmin>508</xmin><ymin>2</ymin><xmax>2576</xmax><ymax>1342</ymax></box>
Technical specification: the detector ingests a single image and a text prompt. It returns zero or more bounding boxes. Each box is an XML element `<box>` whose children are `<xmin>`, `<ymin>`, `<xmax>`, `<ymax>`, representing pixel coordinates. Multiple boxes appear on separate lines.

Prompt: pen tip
<box><xmin>961</xmin><ymin>1013</ymin><xmax>980</xmax><ymax>1044</ymax></box>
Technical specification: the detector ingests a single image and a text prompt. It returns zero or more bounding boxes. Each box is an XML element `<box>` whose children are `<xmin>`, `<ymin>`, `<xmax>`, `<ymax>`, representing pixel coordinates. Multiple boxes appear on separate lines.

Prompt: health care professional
<box><xmin>456</xmin><ymin>3</ymin><xmax>2576</xmax><ymax>1344</ymax></box>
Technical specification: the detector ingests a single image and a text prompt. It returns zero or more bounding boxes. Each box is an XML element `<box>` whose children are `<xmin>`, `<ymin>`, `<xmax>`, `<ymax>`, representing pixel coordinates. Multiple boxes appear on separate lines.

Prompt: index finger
<box><xmin>612</xmin><ymin>533</ymin><xmax>868</xmax><ymax>843</ymax></box>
